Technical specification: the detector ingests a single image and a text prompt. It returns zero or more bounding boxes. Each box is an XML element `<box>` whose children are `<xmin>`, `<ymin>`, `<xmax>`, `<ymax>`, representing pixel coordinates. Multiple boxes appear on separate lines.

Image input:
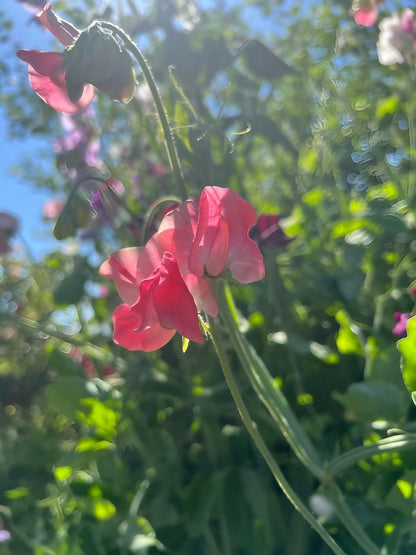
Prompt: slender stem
<box><xmin>407</xmin><ymin>100</ymin><xmax>416</xmax><ymax>204</ymax></box>
<box><xmin>326</xmin><ymin>434</ymin><xmax>416</xmax><ymax>478</ymax></box>
<box><xmin>325</xmin><ymin>482</ymin><xmax>380</xmax><ymax>555</ymax></box>
<box><xmin>218</xmin><ymin>283</ymin><xmax>325</xmax><ymax>479</ymax></box>
<box><xmin>216</xmin><ymin>282</ymin><xmax>381</xmax><ymax>554</ymax></box>
<box><xmin>0</xmin><ymin>312</ymin><xmax>121</xmax><ymax>367</ymax></box>
<box><xmin>208</xmin><ymin>315</ymin><xmax>346</xmax><ymax>555</ymax></box>
<box><xmin>100</xmin><ymin>22</ymin><xmax>188</xmax><ymax>200</ymax></box>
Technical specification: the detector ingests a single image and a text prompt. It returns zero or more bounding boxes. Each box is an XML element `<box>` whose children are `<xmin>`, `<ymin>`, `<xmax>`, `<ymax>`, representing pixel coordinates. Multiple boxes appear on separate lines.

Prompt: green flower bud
<box><xmin>64</xmin><ymin>22</ymin><xmax>136</xmax><ymax>105</ymax></box>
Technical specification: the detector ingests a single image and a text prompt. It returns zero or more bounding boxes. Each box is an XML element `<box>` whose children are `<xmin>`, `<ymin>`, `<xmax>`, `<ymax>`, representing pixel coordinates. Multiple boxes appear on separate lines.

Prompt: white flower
<box><xmin>377</xmin><ymin>9</ymin><xmax>416</xmax><ymax>65</ymax></box>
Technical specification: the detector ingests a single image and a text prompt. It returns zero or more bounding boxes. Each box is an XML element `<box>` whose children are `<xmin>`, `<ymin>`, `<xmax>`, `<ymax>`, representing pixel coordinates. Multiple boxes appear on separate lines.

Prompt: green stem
<box><xmin>208</xmin><ymin>315</ymin><xmax>346</xmax><ymax>555</ymax></box>
<box><xmin>216</xmin><ymin>282</ymin><xmax>381</xmax><ymax>555</ymax></box>
<box><xmin>218</xmin><ymin>283</ymin><xmax>324</xmax><ymax>479</ymax></box>
<box><xmin>407</xmin><ymin>100</ymin><xmax>416</xmax><ymax>204</ymax></box>
<box><xmin>326</xmin><ymin>434</ymin><xmax>416</xmax><ymax>478</ymax></box>
<box><xmin>325</xmin><ymin>482</ymin><xmax>380</xmax><ymax>555</ymax></box>
<box><xmin>101</xmin><ymin>22</ymin><xmax>188</xmax><ymax>200</ymax></box>
<box><xmin>0</xmin><ymin>312</ymin><xmax>121</xmax><ymax>367</ymax></box>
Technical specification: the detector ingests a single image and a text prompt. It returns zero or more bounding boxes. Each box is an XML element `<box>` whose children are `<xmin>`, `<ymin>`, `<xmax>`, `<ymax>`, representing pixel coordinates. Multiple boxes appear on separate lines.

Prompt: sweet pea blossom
<box><xmin>17</xmin><ymin>3</ymin><xmax>136</xmax><ymax>113</ymax></box>
<box><xmin>377</xmin><ymin>9</ymin><xmax>416</xmax><ymax>65</ymax></box>
<box><xmin>100</xmin><ymin>187</ymin><xmax>265</xmax><ymax>351</ymax></box>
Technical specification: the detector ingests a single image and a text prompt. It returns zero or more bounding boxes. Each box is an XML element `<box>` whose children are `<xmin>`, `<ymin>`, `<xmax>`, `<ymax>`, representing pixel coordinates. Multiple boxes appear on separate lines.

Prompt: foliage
<box><xmin>1</xmin><ymin>0</ymin><xmax>416</xmax><ymax>553</ymax></box>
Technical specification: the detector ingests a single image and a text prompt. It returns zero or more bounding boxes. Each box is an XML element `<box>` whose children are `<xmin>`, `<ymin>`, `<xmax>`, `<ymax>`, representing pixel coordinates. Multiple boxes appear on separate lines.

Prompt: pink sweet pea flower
<box><xmin>100</xmin><ymin>187</ymin><xmax>264</xmax><ymax>351</ymax></box>
<box><xmin>17</xmin><ymin>3</ymin><xmax>95</xmax><ymax>113</ymax></box>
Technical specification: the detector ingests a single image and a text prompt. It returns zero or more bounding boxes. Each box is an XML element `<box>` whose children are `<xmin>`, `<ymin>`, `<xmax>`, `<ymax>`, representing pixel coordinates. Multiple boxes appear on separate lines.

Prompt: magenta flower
<box><xmin>17</xmin><ymin>3</ymin><xmax>95</xmax><ymax>113</ymax></box>
<box><xmin>99</xmin><ymin>187</ymin><xmax>265</xmax><ymax>351</ymax></box>
<box><xmin>393</xmin><ymin>312</ymin><xmax>413</xmax><ymax>336</ymax></box>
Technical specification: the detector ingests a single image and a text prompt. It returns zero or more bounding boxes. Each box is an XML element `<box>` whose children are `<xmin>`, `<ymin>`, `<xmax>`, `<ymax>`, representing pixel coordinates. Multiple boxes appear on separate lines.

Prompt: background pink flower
<box><xmin>377</xmin><ymin>9</ymin><xmax>416</xmax><ymax>65</ymax></box>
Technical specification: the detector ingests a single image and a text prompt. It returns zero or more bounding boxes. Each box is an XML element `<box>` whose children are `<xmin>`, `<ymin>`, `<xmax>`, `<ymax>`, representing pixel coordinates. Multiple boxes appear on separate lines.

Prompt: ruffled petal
<box><xmin>36</xmin><ymin>2</ymin><xmax>79</xmax><ymax>47</ymax></box>
<box><xmin>153</xmin><ymin>253</ymin><xmax>203</xmax><ymax>343</ymax></box>
<box><xmin>112</xmin><ymin>304</ymin><xmax>175</xmax><ymax>351</ymax></box>
<box><xmin>99</xmin><ymin>247</ymin><xmax>142</xmax><ymax>304</ymax></box>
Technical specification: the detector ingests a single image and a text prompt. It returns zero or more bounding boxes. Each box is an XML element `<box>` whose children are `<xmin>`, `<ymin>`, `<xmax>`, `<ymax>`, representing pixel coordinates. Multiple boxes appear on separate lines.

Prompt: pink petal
<box><xmin>29</xmin><ymin>69</ymin><xmax>94</xmax><ymax>114</ymax></box>
<box><xmin>189</xmin><ymin>188</ymin><xmax>226</xmax><ymax>277</ymax></box>
<box><xmin>99</xmin><ymin>247</ymin><xmax>142</xmax><ymax>305</ymax></box>
<box><xmin>354</xmin><ymin>7</ymin><xmax>378</xmax><ymax>26</ymax></box>
<box><xmin>183</xmin><ymin>274</ymin><xmax>218</xmax><ymax>317</ymax></box>
<box><xmin>17</xmin><ymin>50</ymin><xmax>64</xmax><ymax>76</ymax></box>
<box><xmin>190</xmin><ymin>187</ymin><xmax>265</xmax><ymax>284</ymax></box>
<box><xmin>152</xmin><ymin>253</ymin><xmax>203</xmax><ymax>343</ymax></box>
<box><xmin>157</xmin><ymin>200</ymin><xmax>198</xmax><ymax>273</ymax></box>
<box><xmin>112</xmin><ymin>304</ymin><xmax>175</xmax><ymax>351</ymax></box>
<box><xmin>17</xmin><ymin>50</ymin><xmax>94</xmax><ymax>113</ymax></box>
<box><xmin>37</xmin><ymin>2</ymin><xmax>79</xmax><ymax>47</ymax></box>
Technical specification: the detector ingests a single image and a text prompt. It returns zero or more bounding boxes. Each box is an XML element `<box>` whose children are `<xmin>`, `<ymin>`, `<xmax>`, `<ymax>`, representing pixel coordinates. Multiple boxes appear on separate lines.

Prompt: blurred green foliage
<box><xmin>1</xmin><ymin>0</ymin><xmax>416</xmax><ymax>553</ymax></box>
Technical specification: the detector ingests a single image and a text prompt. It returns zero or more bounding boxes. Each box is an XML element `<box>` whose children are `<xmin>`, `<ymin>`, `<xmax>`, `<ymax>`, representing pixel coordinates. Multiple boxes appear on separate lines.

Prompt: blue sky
<box><xmin>1</xmin><ymin>3</ymin><xmax>57</xmax><ymax>259</ymax></box>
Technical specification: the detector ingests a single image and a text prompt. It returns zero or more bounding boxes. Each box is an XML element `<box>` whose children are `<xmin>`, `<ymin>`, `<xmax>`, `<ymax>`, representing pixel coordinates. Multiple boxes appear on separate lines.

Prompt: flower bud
<box><xmin>64</xmin><ymin>22</ymin><xmax>136</xmax><ymax>105</ymax></box>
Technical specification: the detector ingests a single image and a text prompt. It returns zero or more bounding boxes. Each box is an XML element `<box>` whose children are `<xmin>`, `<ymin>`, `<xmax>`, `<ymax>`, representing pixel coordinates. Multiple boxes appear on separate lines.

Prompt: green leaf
<box><xmin>93</xmin><ymin>499</ymin><xmax>116</xmax><ymax>520</ymax></box>
<box><xmin>335</xmin><ymin>310</ymin><xmax>364</xmax><ymax>356</ymax></box>
<box><xmin>184</xmin><ymin>472</ymin><xmax>221</xmax><ymax>536</ymax></box>
<box><xmin>76</xmin><ymin>438</ymin><xmax>114</xmax><ymax>452</ymax></box>
<box><xmin>398</xmin><ymin>316</ymin><xmax>416</xmax><ymax>400</ymax></box>
<box><xmin>43</xmin><ymin>375</ymin><xmax>87</xmax><ymax>417</ymax></box>
<box><xmin>54</xmin><ymin>466</ymin><xmax>72</xmax><ymax>481</ymax></box>
<box><xmin>335</xmin><ymin>380</ymin><xmax>409</xmax><ymax>422</ymax></box>
<box><xmin>240</xmin><ymin>39</ymin><xmax>296</xmax><ymax>80</ymax></box>
<box><xmin>376</xmin><ymin>96</ymin><xmax>399</xmax><ymax>119</ymax></box>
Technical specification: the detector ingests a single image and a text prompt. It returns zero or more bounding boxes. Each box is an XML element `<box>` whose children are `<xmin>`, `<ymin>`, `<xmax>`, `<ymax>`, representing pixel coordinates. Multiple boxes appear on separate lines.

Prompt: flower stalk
<box><xmin>207</xmin><ymin>313</ymin><xmax>346</xmax><ymax>555</ymax></box>
<box><xmin>100</xmin><ymin>22</ymin><xmax>188</xmax><ymax>200</ymax></box>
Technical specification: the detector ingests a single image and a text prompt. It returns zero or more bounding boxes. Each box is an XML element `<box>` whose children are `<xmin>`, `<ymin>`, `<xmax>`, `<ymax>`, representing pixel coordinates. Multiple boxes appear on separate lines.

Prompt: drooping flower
<box><xmin>17</xmin><ymin>3</ymin><xmax>136</xmax><ymax>113</ymax></box>
<box><xmin>393</xmin><ymin>312</ymin><xmax>413</xmax><ymax>336</ymax></box>
<box><xmin>100</xmin><ymin>187</ymin><xmax>265</xmax><ymax>351</ymax></box>
<box><xmin>17</xmin><ymin>3</ymin><xmax>95</xmax><ymax>113</ymax></box>
<box><xmin>377</xmin><ymin>9</ymin><xmax>416</xmax><ymax>65</ymax></box>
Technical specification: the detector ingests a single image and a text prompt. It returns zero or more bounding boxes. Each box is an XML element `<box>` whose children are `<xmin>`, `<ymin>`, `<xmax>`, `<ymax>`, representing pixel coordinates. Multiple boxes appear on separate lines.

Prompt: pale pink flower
<box><xmin>377</xmin><ymin>9</ymin><xmax>416</xmax><ymax>65</ymax></box>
